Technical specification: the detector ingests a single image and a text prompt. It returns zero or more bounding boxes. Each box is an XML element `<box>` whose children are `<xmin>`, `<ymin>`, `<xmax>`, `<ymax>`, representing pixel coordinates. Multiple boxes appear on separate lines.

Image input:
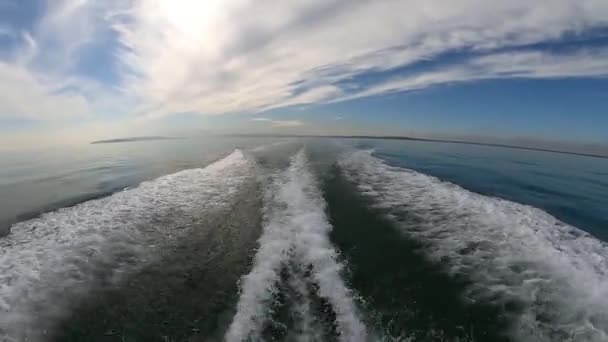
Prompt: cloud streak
<box><xmin>0</xmin><ymin>0</ymin><xmax>130</xmax><ymax>121</ymax></box>
<box><xmin>0</xmin><ymin>62</ymin><xmax>93</xmax><ymax>119</ymax></box>
<box><xmin>115</xmin><ymin>0</ymin><xmax>608</xmax><ymax>117</ymax></box>
<box><xmin>335</xmin><ymin>48</ymin><xmax>608</xmax><ymax>102</ymax></box>
<box><xmin>1</xmin><ymin>0</ymin><xmax>608</xmax><ymax>122</ymax></box>
<box><xmin>251</xmin><ymin>117</ymin><xmax>304</xmax><ymax>127</ymax></box>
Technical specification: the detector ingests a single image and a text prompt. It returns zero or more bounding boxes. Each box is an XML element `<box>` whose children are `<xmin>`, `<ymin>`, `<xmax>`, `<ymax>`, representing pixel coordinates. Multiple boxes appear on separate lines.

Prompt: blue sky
<box><xmin>0</xmin><ymin>0</ymin><xmax>608</xmax><ymax>149</ymax></box>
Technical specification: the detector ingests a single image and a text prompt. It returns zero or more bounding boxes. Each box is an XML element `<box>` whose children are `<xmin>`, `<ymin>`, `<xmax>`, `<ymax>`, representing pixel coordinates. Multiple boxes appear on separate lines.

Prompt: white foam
<box><xmin>0</xmin><ymin>150</ymin><xmax>254</xmax><ymax>342</ymax></box>
<box><xmin>285</xmin><ymin>262</ymin><xmax>322</xmax><ymax>342</ymax></box>
<box><xmin>225</xmin><ymin>149</ymin><xmax>367</xmax><ymax>342</ymax></box>
<box><xmin>340</xmin><ymin>150</ymin><xmax>608</xmax><ymax>342</ymax></box>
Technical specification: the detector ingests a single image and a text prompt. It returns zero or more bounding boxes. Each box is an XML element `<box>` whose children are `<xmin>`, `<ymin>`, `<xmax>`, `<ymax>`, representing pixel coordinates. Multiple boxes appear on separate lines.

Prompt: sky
<box><xmin>0</xmin><ymin>0</ymin><xmax>607</xmax><ymax>151</ymax></box>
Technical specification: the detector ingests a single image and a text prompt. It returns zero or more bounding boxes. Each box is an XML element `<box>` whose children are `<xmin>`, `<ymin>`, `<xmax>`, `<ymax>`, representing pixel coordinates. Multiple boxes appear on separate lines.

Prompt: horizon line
<box><xmin>219</xmin><ymin>133</ymin><xmax>608</xmax><ymax>160</ymax></box>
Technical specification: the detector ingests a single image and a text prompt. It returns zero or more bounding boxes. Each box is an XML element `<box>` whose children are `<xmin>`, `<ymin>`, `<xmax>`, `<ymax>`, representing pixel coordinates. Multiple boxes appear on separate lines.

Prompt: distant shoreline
<box><xmin>90</xmin><ymin>136</ymin><xmax>182</xmax><ymax>144</ymax></box>
<box><xmin>222</xmin><ymin>133</ymin><xmax>608</xmax><ymax>159</ymax></box>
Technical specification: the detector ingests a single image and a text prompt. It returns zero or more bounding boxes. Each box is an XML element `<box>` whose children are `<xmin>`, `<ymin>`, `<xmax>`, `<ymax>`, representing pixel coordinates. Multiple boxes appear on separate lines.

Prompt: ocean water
<box><xmin>0</xmin><ymin>137</ymin><xmax>607</xmax><ymax>341</ymax></box>
<box><xmin>0</xmin><ymin>136</ymin><xmax>277</xmax><ymax>235</ymax></box>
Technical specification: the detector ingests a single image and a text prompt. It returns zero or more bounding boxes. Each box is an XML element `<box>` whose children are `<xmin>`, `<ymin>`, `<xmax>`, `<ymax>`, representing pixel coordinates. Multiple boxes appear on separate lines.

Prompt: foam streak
<box><xmin>226</xmin><ymin>150</ymin><xmax>366</xmax><ymax>342</ymax></box>
<box><xmin>340</xmin><ymin>150</ymin><xmax>608</xmax><ymax>341</ymax></box>
<box><xmin>0</xmin><ymin>150</ymin><xmax>253</xmax><ymax>342</ymax></box>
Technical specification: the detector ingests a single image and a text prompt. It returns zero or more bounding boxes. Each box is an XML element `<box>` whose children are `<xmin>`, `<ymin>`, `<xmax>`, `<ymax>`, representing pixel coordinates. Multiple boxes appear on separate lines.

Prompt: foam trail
<box><xmin>226</xmin><ymin>149</ymin><xmax>366</xmax><ymax>342</ymax></box>
<box><xmin>340</xmin><ymin>150</ymin><xmax>608</xmax><ymax>342</ymax></box>
<box><xmin>286</xmin><ymin>263</ymin><xmax>320</xmax><ymax>342</ymax></box>
<box><xmin>0</xmin><ymin>150</ymin><xmax>253</xmax><ymax>342</ymax></box>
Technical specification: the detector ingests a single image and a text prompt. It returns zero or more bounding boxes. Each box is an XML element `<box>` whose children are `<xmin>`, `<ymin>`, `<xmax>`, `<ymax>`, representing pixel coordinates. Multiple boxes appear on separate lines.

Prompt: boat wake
<box><xmin>0</xmin><ymin>150</ymin><xmax>254</xmax><ymax>342</ymax></box>
<box><xmin>226</xmin><ymin>149</ymin><xmax>367</xmax><ymax>342</ymax></box>
<box><xmin>340</xmin><ymin>150</ymin><xmax>608</xmax><ymax>341</ymax></box>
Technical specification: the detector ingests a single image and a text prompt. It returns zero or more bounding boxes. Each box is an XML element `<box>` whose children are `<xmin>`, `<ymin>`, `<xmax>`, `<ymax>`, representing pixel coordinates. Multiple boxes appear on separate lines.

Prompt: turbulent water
<box><xmin>340</xmin><ymin>150</ymin><xmax>608</xmax><ymax>341</ymax></box>
<box><xmin>226</xmin><ymin>149</ymin><xmax>366</xmax><ymax>342</ymax></box>
<box><xmin>0</xmin><ymin>138</ymin><xmax>607</xmax><ymax>341</ymax></box>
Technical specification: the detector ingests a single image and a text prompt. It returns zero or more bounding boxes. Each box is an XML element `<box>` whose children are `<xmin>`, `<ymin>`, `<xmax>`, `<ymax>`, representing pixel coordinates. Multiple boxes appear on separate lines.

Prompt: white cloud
<box><xmin>29</xmin><ymin>0</ymin><xmax>125</xmax><ymax>71</ymax></box>
<box><xmin>336</xmin><ymin>48</ymin><xmax>608</xmax><ymax>102</ymax></box>
<box><xmin>251</xmin><ymin>117</ymin><xmax>304</xmax><ymax>127</ymax></box>
<box><xmin>115</xmin><ymin>0</ymin><xmax>608</xmax><ymax>117</ymax></box>
<box><xmin>471</xmin><ymin>49</ymin><xmax>608</xmax><ymax>78</ymax></box>
<box><xmin>0</xmin><ymin>62</ymin><xmax>93</xmax><ymax>119</ymax></box>
<box><xmin>0</xmin><ymin>0</ymin><xmax>131</xmax><ymax>121</ymax></box>
<box><xmin>2</xmin><ymin>0</ymin><xmax>608</xmax><ymax>123</ymax></box>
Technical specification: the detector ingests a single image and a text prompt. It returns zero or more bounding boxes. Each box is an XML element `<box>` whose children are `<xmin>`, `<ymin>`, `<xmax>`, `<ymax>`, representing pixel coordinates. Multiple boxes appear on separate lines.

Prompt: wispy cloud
<box><xmin>0</xmin><ymin>62</ymin><xmax>93</xmax><ymax>119</ymax></box>
<box><xmin>1</xmin><ymin>0</ymin><xmax>608</xmax><ymax>123</ymax></box>
<box><xmin>251</xmin><ymin>117</ymin><xmax>304</xmax><ymax>127</ymax></box>
<box><xmin>335</xmin><ymin>48</ymin><xmax>608</xmax><ymax>102</ymax></box>
<box><xmin>270</xmin><ymin>120</ymin><xmax>305</xmax><ymax>128</ymax></box>
<box><xmin>115</xmin><ymin>0</ymin><xmax>608</xmax><ymax>117</ymax></box>
<box><xmin>0</xmin><ymin>0</ymin><xmax>129</xmax><ymax>121</ymax></box>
